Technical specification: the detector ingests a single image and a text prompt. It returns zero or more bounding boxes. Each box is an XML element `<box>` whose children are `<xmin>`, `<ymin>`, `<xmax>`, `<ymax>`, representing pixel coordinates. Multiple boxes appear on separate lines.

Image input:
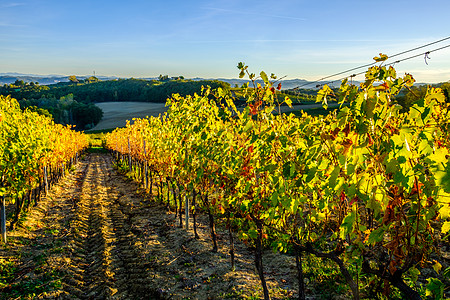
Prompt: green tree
<box><xmin>85</xmin><ymin>76</ymin><xmax>99</xmax><ymax>83</ymax></box>
<box><xmin>25</xmin><ymin>106</ymin><xmax>53</xmax><ymax>120</ymax></box>
<box><xmin>68</xmin><ymin>75</ymin><xmax>79</xmax><ymax>83</ymax></box>
<box><xmin>14</xmin><ymin>79</ymin><xmax>25</xmax><ymax>87</ymax></box>
<box><xmin>158</xmin><ymin>74</ymin><xmax>169</xmax><ymax>82</ymax></box>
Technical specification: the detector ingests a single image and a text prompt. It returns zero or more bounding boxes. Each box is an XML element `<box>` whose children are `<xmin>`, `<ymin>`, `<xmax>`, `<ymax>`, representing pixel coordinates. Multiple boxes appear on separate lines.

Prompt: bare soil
<box><xmin>0</xmin><ymin>153</ymin><xmax>312</xmax><ymax>299</ymax></box>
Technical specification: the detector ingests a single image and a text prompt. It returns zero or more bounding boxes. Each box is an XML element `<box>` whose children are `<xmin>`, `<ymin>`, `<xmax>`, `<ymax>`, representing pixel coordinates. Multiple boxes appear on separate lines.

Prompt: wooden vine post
<box><xmin>128</xmin><ymin>137</ymin><xmax>132</xmax><ymax>173</ymax></box>
<box><xmin>44</xmin><ymin>166</ymin><xmax>49</xmax><ymax>196</ymax></box>
<box><xmin>1</xmin><ymin>195</ymin><xmax>6</xmax><ymax>243</ymax></box>
<box><xmin>143</xmin><ymin>139</ymin><xmax>148</xmax><ymax>189</ymax></box>
<box><xmin>185</xmin><ymin>193</ymin><xmax>189</xmax><ymax>230</ymax></box>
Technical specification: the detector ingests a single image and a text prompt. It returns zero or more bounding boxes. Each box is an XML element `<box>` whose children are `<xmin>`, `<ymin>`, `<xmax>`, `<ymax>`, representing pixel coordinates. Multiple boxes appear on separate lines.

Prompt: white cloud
<box><xmin>1</xmin><ymin>2</ymin><xmax>25</xmax><ymax>8</ymax></box>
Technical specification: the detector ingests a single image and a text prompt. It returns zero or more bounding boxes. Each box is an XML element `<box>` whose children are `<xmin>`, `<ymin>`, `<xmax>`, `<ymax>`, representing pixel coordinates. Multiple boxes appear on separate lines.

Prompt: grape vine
<box><xmin>0</xmin><ymin>95</ymin><xmax>88</xmax><ymax>242</ymax></box>
<box><xmin>106</xmin><ymin>59</ymin><xmax>450</xmax><ymax>299</ymax></box>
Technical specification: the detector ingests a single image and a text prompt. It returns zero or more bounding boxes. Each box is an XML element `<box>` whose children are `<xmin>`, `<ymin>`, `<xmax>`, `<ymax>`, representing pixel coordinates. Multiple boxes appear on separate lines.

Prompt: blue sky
<box><xmin>1</xmin><ymin>0</ymin><xmax>449</xmax><ymax>83</ymax></box>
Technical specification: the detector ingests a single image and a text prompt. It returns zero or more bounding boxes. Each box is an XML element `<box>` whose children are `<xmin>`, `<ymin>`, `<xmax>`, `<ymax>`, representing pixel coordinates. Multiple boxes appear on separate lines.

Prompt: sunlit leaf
<box><xmin>442</xmin><ymin>221</ymin><xmax>450</xmax><ymax>234</ymax></box>
<box><xmin>373</xmin><ymin>53</ymin><xmax>388</xmax><ymax>62</ymax></box>
<box><xmin>260</xmin><ymin>71</ymin><xmax>269</xmax><ymax>85</ymax></box>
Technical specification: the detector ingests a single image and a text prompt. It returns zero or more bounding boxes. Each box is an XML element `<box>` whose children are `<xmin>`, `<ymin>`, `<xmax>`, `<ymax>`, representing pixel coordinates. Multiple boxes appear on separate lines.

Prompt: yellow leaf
<box><xmin>442</xmin><ymin>221</ymin><xmax>450</xmax><ymax>234</ymax></box>
<box><xmin>433</xmin><ymin>260</ymin><xmax>442</xmax><ymax>274</ymax></box>
<box><xmin>373</xmin><ymin>53</ymin><xmax>388</xmax><ymax>62</ymax></box>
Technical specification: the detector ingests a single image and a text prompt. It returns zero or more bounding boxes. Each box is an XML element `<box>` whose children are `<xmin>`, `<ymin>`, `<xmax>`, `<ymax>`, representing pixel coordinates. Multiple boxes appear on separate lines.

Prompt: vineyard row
<box><xmin>0</xmin><ymin>95</ymin><xmax>88</xmax><ymax>243</ymax></box>
<box><xmin>105</xmin><ymin>62</ymin><xmax>450</xmax><ymax>300</ymax></box>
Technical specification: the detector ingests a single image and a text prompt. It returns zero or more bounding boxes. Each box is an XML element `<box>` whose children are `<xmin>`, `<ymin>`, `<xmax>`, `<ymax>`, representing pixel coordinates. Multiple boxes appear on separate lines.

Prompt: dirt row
<box><xmin>1</xmin><ymin>153</ymin><xmax>304</xmax><ymax>300</ymax></box>
<box><xmin>63</xmin><ymin>154</ymin><xmax>157</xmax><ymax>298</ymax></box>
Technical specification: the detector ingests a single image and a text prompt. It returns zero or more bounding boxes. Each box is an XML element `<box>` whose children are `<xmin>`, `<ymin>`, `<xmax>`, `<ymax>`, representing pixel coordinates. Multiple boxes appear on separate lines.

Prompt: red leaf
<box><xmin>367</xmin><ymin>133</ymin><xmax>374</xmax><ymax>146</ymax></box>
<box><xmin>340</xmin><ymin>190</ymin><xmax>346</xmax><ymax>204</ymax></box>
<box><xmin>349</xmin><ymin>196</ymin><xmax>358</xmax><ymax>206</ymax></box>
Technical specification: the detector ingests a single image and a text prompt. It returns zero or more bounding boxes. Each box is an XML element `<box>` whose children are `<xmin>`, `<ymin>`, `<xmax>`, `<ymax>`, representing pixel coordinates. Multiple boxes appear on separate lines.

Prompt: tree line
<box><xmin>0</xmin><ymin>76</ymin><xmax>231</xmax><ymax>130</ymax></box>
<box><xmin>2</xmin><ymin>74</ymin><xmax>446</xmax><ymax>131</ymax></box>
<box><xmin>395</xmin><ymin>82</ymin><xmax>450</xmax><ymax>110</ymax></box>
<box><xmin>18</xmin><ymin>94</ymin><xmax>103</xmax><ymax>130</ymax></box>
<box><xmin>1</xmin><ymin>76</ymin><xmax>231</xmax><ymax>104</ymax></box>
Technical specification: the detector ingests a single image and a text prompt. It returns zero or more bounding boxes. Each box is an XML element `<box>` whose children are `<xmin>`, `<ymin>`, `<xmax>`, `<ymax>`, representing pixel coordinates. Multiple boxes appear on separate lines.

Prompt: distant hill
<box><xmin>144</xmin><ymin>77</ymin><xmax>332</xmax><ymax>90</ymax></box>
<box><xmin>0</xmin><ymin>73</ymin><xmax>328</xmax><ymax>90</ymax></box>
<box><xmin>0</xmin><ymin>73</ymin><xmax>118</xmax><ymax>85</ymax></box>
<box><xmin>0</xmin><ymin>74</ymin><xmax>66</xmax><ymax>85</ymax></box>
<box><xmin>202</xmin><ymin>78</ymin><xmax>317</xmax><ymax>90</ymax></box>
<box><xmin>0</xmin><ymin>72</ymin><xmax>438</xmax><ymax>90</ymax></box>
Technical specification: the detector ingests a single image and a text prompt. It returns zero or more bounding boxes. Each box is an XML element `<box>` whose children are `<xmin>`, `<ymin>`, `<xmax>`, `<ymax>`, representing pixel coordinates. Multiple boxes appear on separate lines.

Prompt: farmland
<box><xmin>90</xmin><ymin>102</ymin><xmax>168</xmax><ymax>131</ymax></box>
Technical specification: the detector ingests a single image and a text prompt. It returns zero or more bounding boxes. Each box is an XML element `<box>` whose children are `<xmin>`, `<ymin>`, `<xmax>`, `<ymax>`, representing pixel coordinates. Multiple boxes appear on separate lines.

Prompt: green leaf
<box><xmin>260</xmin><ymin>71</ymin><xmax>269</xmax><ymax>85</ymax></box>
<box><xmin>248</xmin><ymin>228</ymin><xmax>258</xmax><ymax>239</ymax></box>
<box><xmin>328</xmin><ymin>166</ymin><xmax>341</xmax><ymax>188</ymax></box>
<box><xmin>409</xmin><ymin>100</ymin><xmax>428</xmax><ymax>126</ymax></box>
<box><xmin>243</xmin><ymin>120</ymin><xmax>253</xmax><ymax>132</ymax></box>
<box><xmin>283</xmin><ymin>162</ymin><xmax>291</xmax><ymax>178</ymax></box>
<box><xmin>316</xmin><ymin>84</ymin><xmax>333</xmax><ymax>109</ymax></box>
<box><xmin>418</xmin><ymin>139</ymin><xmax>434</xmax><ymax>156</ymax></box>
<box><xmin>271</xmin><ymin>191</ymin><xmax>279</xmax><ymax>206</ymax></box>
<box><xmin>385</xmin><ymin>158</ymin><xmax>399</xmax><ymax>174</ymax></box>
<box><xmin>425</xmin><ymin>278</ymin><xmax>444</xmax><ymax>299</ymax></box>
<box><xmin>305</xmin><ymin>167</ymin><xmax>317</xmax><ymax>183</ymax></box>
<box><xmin>365</xmin><ymin>97</ymin><xmax>377</xmax><ymax>119</ymax></box>
<box><xmin>282</xmin><ymin>197</ymin><xmax>299</xmax><ymax>214</ymax></box>
<box><xmin>340</xmin><ymin>209</ymin><xmax>356</xmax><ymax>239</ymax></box>
<box><xmin>434</xmin><ymin>164</ymin><xmax>450</xmax><ymax>193</ymax></box>
<box><xmin>443</xmin><ymin>266</ymin><xmax>450</xmax><ymax>280</ymax></box>
<box><xmin>425</xmin><ymin>87</ymin><xmax>446</xmax><ymax>104</ymax></box>
<box><xmin>409</xmin><ymin>267</ymin><xmax>420</xmax><ymax>283</ymax></box>
<box><xmin>367</xmin><ymin>194</ymin><xmax>382</xmax><ymax>215</ymax></box>
<box><xmin>367</xmin><ymin>227</ymin><xmax>385</xmax><ymax>245</ymax></box>
<box><xmin>217</xmin><ymin>87</ymin><xmax>227</xmax><ymax>98</ymax></box>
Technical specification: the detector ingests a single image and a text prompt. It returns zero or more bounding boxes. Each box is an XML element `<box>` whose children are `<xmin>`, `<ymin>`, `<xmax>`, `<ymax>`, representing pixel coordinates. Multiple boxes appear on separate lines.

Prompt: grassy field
<box><xmin>89</xmin><ymin>102</ymin><xmax>168</xmax><ymax>131</ymax></box>
<box><xmin>89</xmin><ymin>101</ymin><xmax>339</xmax><ymax>132</ymax></box>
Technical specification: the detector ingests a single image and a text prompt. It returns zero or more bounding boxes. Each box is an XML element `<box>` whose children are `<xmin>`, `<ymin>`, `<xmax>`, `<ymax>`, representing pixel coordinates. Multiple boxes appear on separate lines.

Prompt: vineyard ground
<box><xmin>1</xmin><ymin>153</ymin><xmax>353</xmax><ymax>300</ymax></box>
<box><xmin>3</xmin><ymin>153</ymin><xmax>450</xmax><ymax>299</ymax></box>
